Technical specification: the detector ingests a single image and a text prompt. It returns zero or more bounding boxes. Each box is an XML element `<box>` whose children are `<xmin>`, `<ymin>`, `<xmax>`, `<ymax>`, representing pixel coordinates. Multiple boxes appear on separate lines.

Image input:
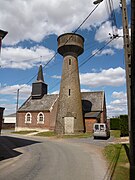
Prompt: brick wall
<box><xmin>17</xmin><ymin>111</ymin><xmax>50</xmax><ymax>130</ymax></box>
<box><xmin>85</xmin><ymin>118</ymin><xmax>97</xmax><ymax>132</ymax></box>
<box><xmin>49</xmin><ymin>100</ymin><xmax>58</xmax><ymax>130</ymax></box>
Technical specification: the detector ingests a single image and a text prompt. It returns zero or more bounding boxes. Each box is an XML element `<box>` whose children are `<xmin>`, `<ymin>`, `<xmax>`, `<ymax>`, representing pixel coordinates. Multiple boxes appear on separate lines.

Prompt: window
<box><xmin>69</xmin><ymin>58</ymin><xmax>71</xmax><ymax>65</ymax></box>
<box><xmin>25</xmin><ymin>112</ymin><xmax>32</xmax><ymax>123</ymax></box>
<box><xmin>37</xmin><ymin>112</ymin><xmax>44</xmax><ymax>124</ymax></box>
<box><xmin>69</xmin><ymin>89</ymin><xmax>71</xmax><ymax>96</ymax></box>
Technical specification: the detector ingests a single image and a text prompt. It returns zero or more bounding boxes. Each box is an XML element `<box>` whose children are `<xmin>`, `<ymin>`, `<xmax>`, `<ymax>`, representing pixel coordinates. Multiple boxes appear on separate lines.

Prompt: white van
<box><xmin>93</xmin><ymin>123</ymin><xmax>110</xmax><ymax>139</ymax></box>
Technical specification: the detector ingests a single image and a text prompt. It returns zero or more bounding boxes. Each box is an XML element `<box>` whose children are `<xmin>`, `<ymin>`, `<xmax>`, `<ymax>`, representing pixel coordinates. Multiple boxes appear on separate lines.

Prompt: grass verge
<box><xmin>62</xmin><ymin>133</ymin><xmax>92</xmax><ymax>138</ymax></box>
<box><xmin>104</xmin><ymin>144</ymin><xmax>129</xmax><ymax>180</ymax></box>
<box><xmin>110</xmin><ymin>130</ymin><xmax>121</xmax><ymax>138</ymax></box>
<box><xmin>35</xmin><ymin>131</ymin><xmax>92</xmax><ymax>138</ymax></box>
<box><xmin>12</xmin><ymin>130</ymin><xmax>38</xmax><ymax>135</ymax></box>
<box><xmin>35</xmin><ymin>131</ymin><xmax>56</xmax><ymax>137</ymax></box>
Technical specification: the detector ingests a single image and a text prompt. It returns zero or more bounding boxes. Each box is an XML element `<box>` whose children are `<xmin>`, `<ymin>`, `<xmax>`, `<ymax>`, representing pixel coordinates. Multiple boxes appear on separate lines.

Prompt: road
<box><xmin>0</xmin><ymin>134</ymin><xmax>109</xmax><ymax>180</ymax></box>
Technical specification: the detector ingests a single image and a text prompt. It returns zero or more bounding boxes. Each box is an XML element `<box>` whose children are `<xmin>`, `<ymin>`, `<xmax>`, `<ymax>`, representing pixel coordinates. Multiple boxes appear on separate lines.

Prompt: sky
<box><xmin>0</xmin><ymin>0</ymin><xmax>131</xmax><ymax>117</ymax></box>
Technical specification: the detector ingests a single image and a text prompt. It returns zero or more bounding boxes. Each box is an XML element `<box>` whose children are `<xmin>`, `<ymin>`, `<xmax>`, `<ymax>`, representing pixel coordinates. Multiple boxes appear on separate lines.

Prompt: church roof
<box><xmin>18</xmin><ymin>91</ymin><xmax>105</xmax><ymax>112</ymax></box>
<box><xmin>84</xmin><ymin>111</ymin><xmax>101</xmax><ymax>118</ymax></box>
<box><xmin>81</xmin><ymin>91</ymin><xmax>105</xmax><ymax>112</ymax></box>
<box><xmin>18</xmin><ymin>94</ymin><xmax>58</xmax><ymax>112</ymax></box>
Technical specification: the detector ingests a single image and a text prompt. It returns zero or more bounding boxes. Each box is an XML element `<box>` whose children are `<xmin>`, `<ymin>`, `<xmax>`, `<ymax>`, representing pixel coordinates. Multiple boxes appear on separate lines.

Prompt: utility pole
<box><xmin>120</xmin><ymin>0</ymin><xmax>135</xmax><ymax>179</ymax></box>
<box><xmin>15</xmin><ymin>89</ymin><xmax>19</xmax><ymax>130</ymax></box>
<box><xmin>131</xmin><ymin>0</ymin><xmax>135</xmax><ymax>179</ymax></box>
<box><xmin>16</xmin><ymin>89</ymin><xmax>19</xmax><ymax>112</ymax></box>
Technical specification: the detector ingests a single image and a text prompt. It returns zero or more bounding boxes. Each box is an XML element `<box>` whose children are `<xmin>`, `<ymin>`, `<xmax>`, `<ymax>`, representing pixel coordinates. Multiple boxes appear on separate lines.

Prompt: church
<box><xmin>16</xmin><ymin>64</ymin><xmax>107</xmax><ymax>133</ymax></box>
<box><xmin>16</xmin><ymin>33</ymin><xmax>107</xmax><ymax>134</ymax></box>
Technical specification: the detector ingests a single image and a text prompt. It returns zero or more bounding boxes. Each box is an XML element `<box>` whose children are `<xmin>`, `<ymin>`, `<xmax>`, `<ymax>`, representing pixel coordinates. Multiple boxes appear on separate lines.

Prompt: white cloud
<box><xmin>0</xmin><ymin>84</ymin><xmax>31</xmax><ymax>115</ymax></box>
<box><xmin>92</xmin><ymin>48</ymin><xmax>115</xmax><ymax>56</ymax></box>
<box><xmin>0</xmin><ymin>0</ymin><xmax>122</xmax><ymax>45</ymax></box>
<box><xmin>0</xmin><ymin>84</ymin><xmax>31</xmax><ymax>95</ymax></box>
<box><xmin>107</xmin><ymin>91</ymin><xmax>127</xmax><ymax>117</ymax></box>
<box><xmin>51</xmin><ymin>75</ymin><xmax>61</xmax><ymax>79</ymax></box>
<box><xmin>3</xmin><ymin>103</ymin><xmax>16</xmax><ymax>116</ymax></box>
<box><xmin>81</xmin><ymin>89</ymin><xmax>91</xmax><ymax>92</ymax></box>
<box><xmin>80</xmin><ymin>67</ymin><xmax>126</xmax><ymax>87</ymax></box>
<box><xmin>51</xmin><ymin>90</ymin><xmax>59</xmax><ymax>94</ymax></box>
<box><xmin>1</xmin><ymin>46</ymin><xmax>55</xmax><ymax>69</ymax></box>
<box><xmin>112</xmin><ymin>91</ymin><xmax>127</xmax><ymax>99</ymax></box>
<box><xmin>95</xmin><ymin>21</ymin><xmax>124</xmax><ymax>49</ymax></box>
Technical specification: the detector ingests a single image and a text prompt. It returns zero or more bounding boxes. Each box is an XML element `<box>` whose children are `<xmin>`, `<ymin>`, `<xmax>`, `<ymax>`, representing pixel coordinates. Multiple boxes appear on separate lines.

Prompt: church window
<box><xmin>37</xmin><ymin>112</ymin><xmax>44</xmax><ymax>124</ymax></box>
<box><xmin>25</xmin><ymin>112</ymin><xmax>32</xmax><ymax>123</ymax></box>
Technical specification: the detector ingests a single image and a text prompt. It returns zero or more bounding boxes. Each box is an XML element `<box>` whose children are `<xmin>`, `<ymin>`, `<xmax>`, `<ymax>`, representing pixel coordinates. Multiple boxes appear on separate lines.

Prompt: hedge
<box><xmin>110</xmin><ymin>115</ymin><xmax>129</xmax><ymax>137</ymax></box>
<box><xmin>110</xmin><ymin>118</ymin><xmax>120</xmax><ymax>130</ymax></box>
<box><xmin>119</xmin><ymin>115</ymin><xmax>129</xmax><ymax>137</ymax></box>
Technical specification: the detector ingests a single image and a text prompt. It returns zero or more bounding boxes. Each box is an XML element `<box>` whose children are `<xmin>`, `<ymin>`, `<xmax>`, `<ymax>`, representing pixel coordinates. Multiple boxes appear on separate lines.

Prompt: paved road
<box><xmin>0</xmin><ymin>135</ymin><xmax>109</xmax><ymax>180</ymax></box>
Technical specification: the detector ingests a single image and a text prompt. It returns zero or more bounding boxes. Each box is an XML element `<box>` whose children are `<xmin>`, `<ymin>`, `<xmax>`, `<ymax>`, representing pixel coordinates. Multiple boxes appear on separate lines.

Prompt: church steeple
<box><xmin>37</xmin><ymin>64</ymin><xmax>44</xmax><ymax>82</ymax></box>
<box><xmin>32</xmin><ymin>65</ymin><xmax>48</xmax><ymax>99</ymax></box>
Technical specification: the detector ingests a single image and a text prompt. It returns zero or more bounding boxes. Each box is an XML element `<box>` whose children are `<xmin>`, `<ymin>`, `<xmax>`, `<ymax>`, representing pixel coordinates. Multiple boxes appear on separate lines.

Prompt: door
<box><xmin>64</xmin><ymin>117</ymin><xmax>74</xmax><ymax>134</ymax></box>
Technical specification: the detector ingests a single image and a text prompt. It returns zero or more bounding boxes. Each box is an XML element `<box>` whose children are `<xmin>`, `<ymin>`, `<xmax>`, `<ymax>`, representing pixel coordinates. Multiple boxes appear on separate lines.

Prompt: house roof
<box><xmin>81</xmin><ymin>91</ymin><xmax>105</xmax><ymax>112</ymax></box>
<box><xmin>4</xmin><ymin>113</ymin><xmax>16</xmax><ymax>117</ymax></box>
<box><xmin>18</xmin><ymin>94</ymin><xmax>59</xmax><ymax>112</ymax></box>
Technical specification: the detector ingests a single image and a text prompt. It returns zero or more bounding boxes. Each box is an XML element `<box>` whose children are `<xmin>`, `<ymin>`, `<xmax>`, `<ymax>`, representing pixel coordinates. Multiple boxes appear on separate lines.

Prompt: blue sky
<box><xmin>0</xmin><ymin>0</ymin><xmax>130</xmax><ymax>117</ymax></box>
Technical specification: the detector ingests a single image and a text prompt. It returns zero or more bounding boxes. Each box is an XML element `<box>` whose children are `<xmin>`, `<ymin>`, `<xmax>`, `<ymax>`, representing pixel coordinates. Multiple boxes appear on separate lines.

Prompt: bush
<box><xmin>110</xmin><ymin>118</ymin><xmax>120</xmax><ymax>130</ymax></box>
<box><xmin>119</xmin><ymin>115</ymin><xmax>129</xmax><ymax>137</ymax></box>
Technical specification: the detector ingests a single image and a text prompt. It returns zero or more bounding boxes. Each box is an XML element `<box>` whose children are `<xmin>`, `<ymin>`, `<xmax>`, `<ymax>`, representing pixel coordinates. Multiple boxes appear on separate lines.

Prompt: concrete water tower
<box><xmin>55</xmin><ymin>33</ymin><xmax>84</xmax><ymax>134</ymax></box>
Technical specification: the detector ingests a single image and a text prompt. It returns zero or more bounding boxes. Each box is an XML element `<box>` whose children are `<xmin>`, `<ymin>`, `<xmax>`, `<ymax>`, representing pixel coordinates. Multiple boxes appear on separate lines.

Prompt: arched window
<box><xmin>25</xmin><ymin>112</ymin><xmax>32</xmax><ymax>123</ymax></box>
<box><xmin>37</xmin><ymin>112</ymin><xmax>44</xmax><ymax>124</ymax></box>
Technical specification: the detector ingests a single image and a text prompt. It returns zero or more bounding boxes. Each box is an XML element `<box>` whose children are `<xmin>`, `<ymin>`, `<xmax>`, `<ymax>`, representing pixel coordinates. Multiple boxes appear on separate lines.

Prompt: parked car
<box><xmin>93</xmin><ymin>123</ymin><xmax>110</xmax><ymax>139</ymax></box>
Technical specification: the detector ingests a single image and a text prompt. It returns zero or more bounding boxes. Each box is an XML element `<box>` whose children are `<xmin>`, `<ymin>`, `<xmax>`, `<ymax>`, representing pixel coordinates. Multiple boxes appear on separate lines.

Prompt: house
<box><xmin>2</xmin><ymin>113</ymin><xmax>16</xmax><ymax>129</ymax></box>
<box><xmin>16</xmin><ymin>65</ymin><xmax>106</xmax><ymax>132</ymax></box>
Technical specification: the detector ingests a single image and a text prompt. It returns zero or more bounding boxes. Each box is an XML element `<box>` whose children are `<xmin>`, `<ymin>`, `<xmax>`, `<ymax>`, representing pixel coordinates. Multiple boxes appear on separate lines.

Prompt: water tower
<box><xmin>55</xmin><ymin>33</ymin><xmax>84</xmax><ymax>134</ymax></box>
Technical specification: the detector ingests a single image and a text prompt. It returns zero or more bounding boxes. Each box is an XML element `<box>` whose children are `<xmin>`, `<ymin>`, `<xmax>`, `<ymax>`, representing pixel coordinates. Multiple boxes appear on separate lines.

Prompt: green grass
<box><xmin>110</xmin><ymin>130</ymin><xmax>121</xmax><ymax>138</ymax></box>
<box><xmin>104</xmin><ymin>144</ymin><xmax>129</xmax><ymax>179</ymax></box>
<box><xmin>62</xmin><ymin>132</ymin><xmax>92</xmax><ymax>138</ymax></box>
<box><xmin>35</xmin><ymin>131</ymin><xmax>56</xmax><ymax>137</ymax></box>
<box><xmin>35</xmin><ymin>131</ymin><xmax>92</xmax><ymax>138</ymax></box>
<box><xmin>12</xmin><ymin>130</ymin><xmax>38</xmax><ymax>135</ymax></box>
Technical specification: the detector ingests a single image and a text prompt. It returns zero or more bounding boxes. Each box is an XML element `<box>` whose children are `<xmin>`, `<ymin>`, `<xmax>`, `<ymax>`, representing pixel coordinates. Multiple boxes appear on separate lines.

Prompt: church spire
<box><xmin>31</xmin><ymin>64</ymin><xmax>48</xmax><ymax>99</ymax></box>
<box><xmin>37</xmin><ymin>64</ymin><xmax>44</xmax><ymax>82</ymax></box>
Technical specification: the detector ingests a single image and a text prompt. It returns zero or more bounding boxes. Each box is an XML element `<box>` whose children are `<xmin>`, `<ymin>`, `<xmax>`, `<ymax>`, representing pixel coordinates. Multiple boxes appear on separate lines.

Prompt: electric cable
<box><xmin>49</xmin><ymin>36</ymin><xmax>119</xmax><ymax>92</ymax></box>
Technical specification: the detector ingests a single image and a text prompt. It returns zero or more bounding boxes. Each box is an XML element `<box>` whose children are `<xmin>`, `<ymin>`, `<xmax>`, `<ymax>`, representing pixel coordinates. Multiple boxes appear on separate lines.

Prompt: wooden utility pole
<box><xmin>16</xmin><ymin>89</ymin><xmax>19</xmax><ymax>112</ymax></box>
<box><xmin>121</xmin><ymin>0</ymin><xmax>135</xmax><ymax>179</ymax></box>
<box><xmin>15</xmin><ymin>89</ymin><xmax>19</xmax><ymax>130</ymax></box>
<box><xmin>131</xmin><ymin>0</ymin><xmax>135</xmax><ymax>179</ymax></box>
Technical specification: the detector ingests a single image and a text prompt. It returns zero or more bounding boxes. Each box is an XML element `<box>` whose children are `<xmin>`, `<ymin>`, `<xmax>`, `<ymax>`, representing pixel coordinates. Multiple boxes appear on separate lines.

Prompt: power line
<box><xmin>17</xmin><ymin>3</ymin><xmax>102</xmax><ymax>91</ymax></box>
<box><xmin>49</xmin><ymin>36</ymin><xmax>119</xmax><ymax>92</ymax></box>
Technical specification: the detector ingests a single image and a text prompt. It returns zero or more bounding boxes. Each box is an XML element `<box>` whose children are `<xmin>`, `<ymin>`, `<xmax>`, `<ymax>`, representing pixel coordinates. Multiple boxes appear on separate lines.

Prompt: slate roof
<box><xmin>84</xmin><ymin>111</ymin><xmax>101</xmax><ymax>118</ymax></box>
<box><xmin>18</xmin><ymin>91</ymin><xmax>105</xmax><ymax>112</ymax></box>
<box><xmin>18</xmin><ymin>94</ymin><xmax>59</xmax><ymax>112</ymax></box>
<box><xmin>81</xmin><ymin>91</ymin><xmax>105</xmax><ymax>112</ymax></box>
